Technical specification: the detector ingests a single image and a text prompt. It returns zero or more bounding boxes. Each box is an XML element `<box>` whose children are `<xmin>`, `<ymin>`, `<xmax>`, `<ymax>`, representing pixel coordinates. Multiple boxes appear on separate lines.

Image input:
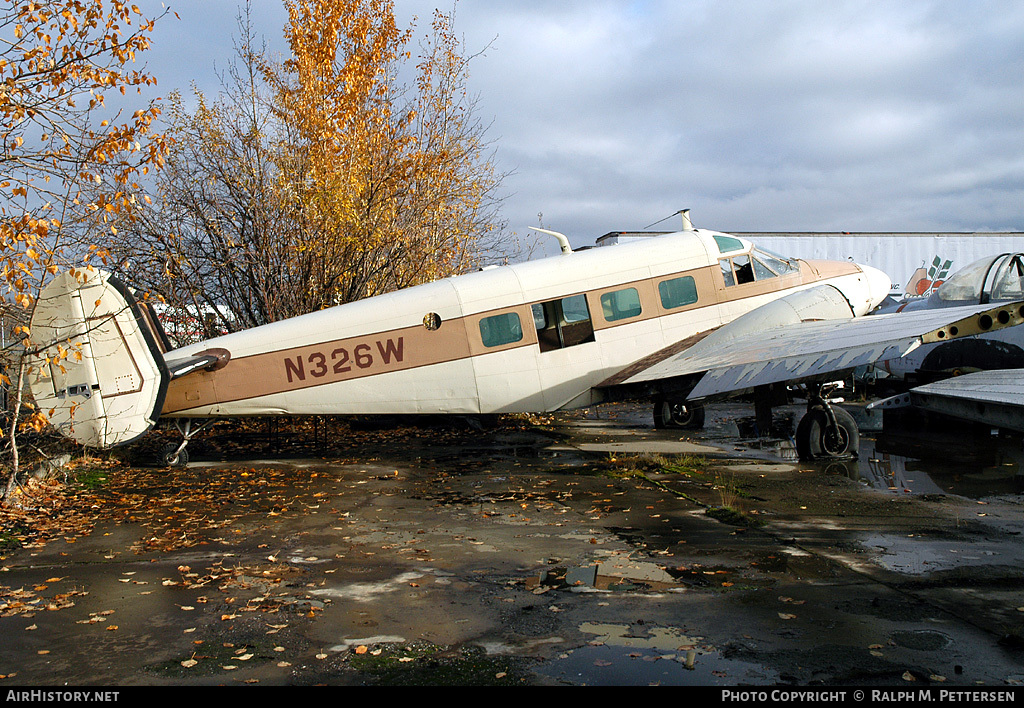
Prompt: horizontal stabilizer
<box><xmin>27</xmin><ymin>270</ymin><xmax>169</xmax><ymax>448</ymax></box>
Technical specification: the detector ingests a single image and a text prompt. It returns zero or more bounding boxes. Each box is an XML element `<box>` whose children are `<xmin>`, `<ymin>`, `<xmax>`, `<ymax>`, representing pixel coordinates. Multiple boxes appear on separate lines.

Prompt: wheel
<box><xmin>654</xmin><ymin>400</ymin><xmax>706</xmax><ymax>430</ymax></box>
<box><xmin>160</xmin><ymin>443</ymin><xmax>189</xmax><ymax>467</ymax></box>
<box><xmin>795</xmin><ymin>406</ymin><xmax>859</xmax><ymax>461</ymax></box>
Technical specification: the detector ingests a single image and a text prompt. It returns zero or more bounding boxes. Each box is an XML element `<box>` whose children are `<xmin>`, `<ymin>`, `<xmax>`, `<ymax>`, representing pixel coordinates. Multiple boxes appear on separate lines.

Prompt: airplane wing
<box><xmin>599</xmin><ymin>285</ymin><xmax>1024</xmax><ymax>403</ymax></box>
<box><xmin>869</xmin><ymin>368</ymin><xmax>1024</xmax><ymax>432</ymax></box>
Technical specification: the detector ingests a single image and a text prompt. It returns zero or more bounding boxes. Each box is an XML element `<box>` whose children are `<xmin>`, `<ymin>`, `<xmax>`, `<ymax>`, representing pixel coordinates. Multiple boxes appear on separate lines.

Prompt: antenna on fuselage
<box><xmin>529</xmin><ymin>227</ymin><xmax>573</xmax><ymax>254</ymax></box>
<box><xmin>643</xmin><ymin>208</ymin><xmax>694</xmax><ymax>231</ymax></box>
<box><xmin>680</xmin><ymin>209</ymin><xmax>694</xmax><ymax>230</ymax></box>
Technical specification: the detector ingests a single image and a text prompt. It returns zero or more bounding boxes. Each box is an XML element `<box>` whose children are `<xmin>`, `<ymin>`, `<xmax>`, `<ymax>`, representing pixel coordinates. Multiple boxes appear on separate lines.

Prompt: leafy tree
<box><xmin>108</xmin><ymin>0</ymin><xmax>505</xmax><ymax>341</ymax></box>
<box><xmin>0</xmin><ymin>0</ymin><xmax>169</xmax><ymax>503</ymax></box>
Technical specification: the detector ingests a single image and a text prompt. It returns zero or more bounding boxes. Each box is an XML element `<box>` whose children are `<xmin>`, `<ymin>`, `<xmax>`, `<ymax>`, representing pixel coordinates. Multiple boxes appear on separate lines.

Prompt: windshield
<box><xmin>753</xmin><ymin>247</ymin><xmax>800</xmax><ymax>276</ymax></box>
<box><xmin>935</xmin><ymin>255</ymin><xmax>995</xmax><ymax>303</ymax></box>
<box><xmin>989</xmin><ymin>255</ymin><xmax>1024</xmax><ymax>301</ymax></box>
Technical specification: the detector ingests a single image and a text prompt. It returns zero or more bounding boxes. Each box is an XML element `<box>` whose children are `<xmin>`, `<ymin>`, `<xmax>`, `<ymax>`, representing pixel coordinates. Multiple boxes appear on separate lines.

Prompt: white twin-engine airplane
<box><xmin>26</xmin><ymin>212</ymin><xmax>1024</xmax><ymax>465</ymax></box>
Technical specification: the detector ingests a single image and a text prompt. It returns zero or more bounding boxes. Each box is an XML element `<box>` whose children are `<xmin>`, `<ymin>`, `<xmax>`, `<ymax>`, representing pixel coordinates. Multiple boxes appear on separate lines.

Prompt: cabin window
<box><xmin>714</xmin><ymin>234</ymin><xmax>745</xmax><ymax>253</ymax></box>
<box><xmin>658</xmin><ymin>275</ymin><xmax>699</xmax><ymax>310</ymax></box>
<box><xmin>479</xmin><ymin>312</ymin><xmax>523</xmax><ymax>347</ymax></box>
<box><xmin>531</xmin><ymin>303</ymin><xmax>547</xmax><ymax>330</ymax></box>
<box><xmin>600</xmin><ymin>287</ymin><xmax>642</xmax><ymax>322</ymax></box>
<box><xmin>534</xmin><ymin>294</ymin><xmax>596</xmax><ymax>352</ymax></box>
<box><xmin>562</xmin><ymin>294</ymin><xmax>590</xmax><ymax>324</ymax></box>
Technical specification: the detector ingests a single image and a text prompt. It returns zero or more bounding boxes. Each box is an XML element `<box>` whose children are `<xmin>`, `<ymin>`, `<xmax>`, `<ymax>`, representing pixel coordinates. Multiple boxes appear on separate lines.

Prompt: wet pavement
<box><xmin>2</xmin><ymin>401</ymin><xmax>1024</xmax><ymax>686</ymax></box>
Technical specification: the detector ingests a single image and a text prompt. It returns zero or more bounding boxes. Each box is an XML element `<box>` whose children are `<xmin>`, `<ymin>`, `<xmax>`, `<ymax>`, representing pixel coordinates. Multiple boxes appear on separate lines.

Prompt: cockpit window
<box><xmin>753</xmin><ymin>248</ymin><xmax>799</xmax><ymax>276</ymax></box>
<box><xmin>732</xmin><ymin>255</ymin><xmax>754</xmax><ymax>284</ymax></box>
<box><xmin>720</xmin><ymin>248</ymin><xmax>799</xmax><ymax>287</ymax></box>
<box><xmin>933</xmin><ymin>254</ymin><xmax>1024</xmax><ymax>304</ymax></box>
<box><xmin>936</xmin><ymin>255</ymin><xmax>993</xmax><ymax>303</ymax></box>
<box><xmin>752</xmin><ymin>257</ymin><xmax>777</xmax><ymax>280</ymax></box>
<box><xmin>720</xmin><ymin>258</ymin><xmax>735</xmax><ymax>286</ymax></box>
<box><xmin>713</xmin><ymin>235</ymin><xmax>745</xmax><ymax>253</ymax></box>
<box><xmin>990</xmin><ymin>255</ymin><xmax>1024</xmax><ymax>301</ymax></box>
<box><xmin>720</xmin><ymin>256</ymin><xmax>754</xmax><ymax>286</ymax></box>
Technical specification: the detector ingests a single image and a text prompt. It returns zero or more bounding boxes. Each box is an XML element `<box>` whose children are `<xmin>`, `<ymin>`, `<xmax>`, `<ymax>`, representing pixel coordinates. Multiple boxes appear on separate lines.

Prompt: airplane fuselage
<box><xmin>160</xmin><ymin>229</ymin><xmax>888</xmax><ymax>419</ymax></box>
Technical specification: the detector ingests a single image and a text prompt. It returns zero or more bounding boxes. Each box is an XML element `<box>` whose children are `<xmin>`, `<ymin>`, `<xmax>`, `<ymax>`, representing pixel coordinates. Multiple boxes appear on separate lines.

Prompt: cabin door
<box><xmin>531</xmin><ymin>294</ymin><xmax>604</xmax><ymax>410</ymax></box>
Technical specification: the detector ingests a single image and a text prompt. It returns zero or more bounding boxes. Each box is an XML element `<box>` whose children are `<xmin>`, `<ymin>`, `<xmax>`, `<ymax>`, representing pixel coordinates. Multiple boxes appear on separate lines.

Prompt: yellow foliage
<box><xmin>104</xmin><ymin>0</ymin><xmax>503</xmax><ymax>336</ymax></box>
<box><xmin>0</xmin><ymin>1</ymin><xmax>168</xmax><ymax>312</ymax></box>
<box><xmin>263</xmin><ymin>0</ymin><xmax>497</xmax><ymax>305</ymax></box>
<box><xmin>1</xmin><ymin>1</ymin><xmax>170</xmax><ymax>495</ymax></box>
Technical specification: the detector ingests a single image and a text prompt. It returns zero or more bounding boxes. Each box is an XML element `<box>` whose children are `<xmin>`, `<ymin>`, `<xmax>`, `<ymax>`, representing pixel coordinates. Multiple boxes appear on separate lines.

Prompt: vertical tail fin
<box><xmin>27</xmin><ymin>270</ymin><xmax>169</xmax><ymax>448</ymax></box>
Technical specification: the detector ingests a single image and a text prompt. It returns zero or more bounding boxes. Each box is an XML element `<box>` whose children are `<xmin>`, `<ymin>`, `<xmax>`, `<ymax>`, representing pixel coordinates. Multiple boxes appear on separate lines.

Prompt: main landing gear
<box><xmin>653</xmin><ymin>398</ymin><xmax>706</xmax><ymax>430</ymax></box>
<box><xmin>794</xmin><ymin>383</ymin><xmax>859</xmax><ymax>461</ymax></box>
<box><xmin>160</xmin><ymin>419</ymin><xmax>214</xmax><ymax>467</ymax></box>
<box><xmin>652</xmin><ymin>384</ymin><xmax>859</xmax><ymax>462</ymax></box>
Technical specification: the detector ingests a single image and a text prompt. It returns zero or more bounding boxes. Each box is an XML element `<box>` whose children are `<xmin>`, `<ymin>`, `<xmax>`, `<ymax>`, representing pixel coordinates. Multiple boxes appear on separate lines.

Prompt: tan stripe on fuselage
<box><xmin>163</xmin><ymin>318</ymin><xmax>472</xmax><ymax>413</ymax></box>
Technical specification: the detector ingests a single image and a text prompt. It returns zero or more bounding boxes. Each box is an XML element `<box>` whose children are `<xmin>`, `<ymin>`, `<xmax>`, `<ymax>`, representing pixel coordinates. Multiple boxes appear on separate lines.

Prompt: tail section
<box><xmin>27</xmin><ymin>270</ymin><xmax>170</xmax><ymax>448</ymax></box>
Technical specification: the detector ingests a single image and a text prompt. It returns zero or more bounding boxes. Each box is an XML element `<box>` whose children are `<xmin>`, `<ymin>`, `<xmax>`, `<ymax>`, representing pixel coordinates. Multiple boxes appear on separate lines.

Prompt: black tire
<box><xmin>654</xmin><ymin>400</ymin><xmax>706</xmax><ymax>430</ymax></box>
<box><xmin>795</xmin><ymin>406</ymin><xmax>859</xmax><ymax>461</ymax></box>
<box><xmin>160</xmin><ymin>443</ymin><xmax>189</xmax><ymax>467</ymax></box>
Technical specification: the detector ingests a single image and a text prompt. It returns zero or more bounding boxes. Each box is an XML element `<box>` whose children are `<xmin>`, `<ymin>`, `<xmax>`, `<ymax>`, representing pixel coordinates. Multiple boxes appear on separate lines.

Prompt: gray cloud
<box><xmin>144</xmin><ymin>0</ymin><xmax>1024</xmax><ymax>251</ymax></box>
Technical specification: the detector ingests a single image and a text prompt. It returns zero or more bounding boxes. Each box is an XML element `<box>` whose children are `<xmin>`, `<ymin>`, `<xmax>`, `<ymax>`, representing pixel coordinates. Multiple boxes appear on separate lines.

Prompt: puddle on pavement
<box><xmin>423</xmin><ymin>445</ymin><xmax>570</xmax><ymax>474</ymax></box>
<box><xmin>889</xmin><ymin>629</ymin><xmax>952</xmax><ymax>651</ymax></box>
<box><xmin>696</xmin><ymin>405</ymin><xmax>1024</xmax><ymax>500</ymax></box>
<box><xmin>525</xmin><ymin>556</ymin><xmax>683</xmax><ymax>594</ymax></box>
<box><xmin>861</xmin><ymin>433</ymin><xmax>1024</xmax><ymax>498</ymax></box>
<box><xmin>535</xmin><ymin>622</ymin><xmax>776</xmax><ymax>685</ymax></box>
<box><xmin>523</xmin><ymin>552</ymin><xmax>788</xmax><ymax>595</ymax></box>
<box><xmin>786</xmin><ymin>435</ymin><xmax>1024</xmax><ymax>499</ymax></box>
<box><xmin>859</xmin><ymin>531</ymin><xmax>1024</xmax><ymax>575</ymax></box>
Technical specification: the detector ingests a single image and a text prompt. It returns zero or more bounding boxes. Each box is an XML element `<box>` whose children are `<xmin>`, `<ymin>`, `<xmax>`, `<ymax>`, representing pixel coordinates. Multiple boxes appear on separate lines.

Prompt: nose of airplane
<box><xmin>860</xmin><ymin>264</ymin><xmax>892</xmax><ymax>312</ymax></box>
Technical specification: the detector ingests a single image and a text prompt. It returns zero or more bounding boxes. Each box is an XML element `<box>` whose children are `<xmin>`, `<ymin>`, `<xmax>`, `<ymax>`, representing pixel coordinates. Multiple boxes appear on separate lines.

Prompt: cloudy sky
<box><xmin>137</xmin><ymin>1</ymin><xmax>1024</xmax><ymax>252</ymax></box>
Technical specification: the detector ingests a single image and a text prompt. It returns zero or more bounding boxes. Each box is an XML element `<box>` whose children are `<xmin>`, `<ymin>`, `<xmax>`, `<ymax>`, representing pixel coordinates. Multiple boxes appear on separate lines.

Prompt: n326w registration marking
<box><xmin>284</xmin><ymin>337</ymin><xmax>405</xmax><ymax>383</ymax></box>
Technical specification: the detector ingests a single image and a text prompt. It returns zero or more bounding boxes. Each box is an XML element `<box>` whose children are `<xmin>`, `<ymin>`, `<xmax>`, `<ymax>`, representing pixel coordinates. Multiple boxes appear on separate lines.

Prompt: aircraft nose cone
<box><xmin>862</xmin><ymin>264</ymin><xmax>892</xmax><ymax>311</ymax></box>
